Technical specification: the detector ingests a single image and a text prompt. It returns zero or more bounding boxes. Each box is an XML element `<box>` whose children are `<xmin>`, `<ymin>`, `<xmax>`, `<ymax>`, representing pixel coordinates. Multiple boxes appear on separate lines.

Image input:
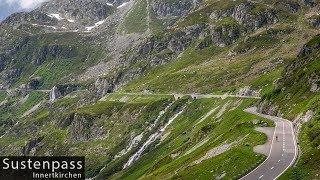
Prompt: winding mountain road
<box><xmin>241</xmin><ymin>107</ymin><xmax>298</xmax><ymax>180</ymax></box>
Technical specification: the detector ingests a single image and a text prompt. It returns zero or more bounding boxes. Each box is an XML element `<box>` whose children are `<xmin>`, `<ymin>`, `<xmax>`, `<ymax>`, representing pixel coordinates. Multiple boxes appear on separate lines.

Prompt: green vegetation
<box><xmin>9</xmin><ymin>33</ymin><xmax>105</xmax><ymax>89</ymax></box>
<box><xmin>120</xmin><ymin>0</ymin><xmax>148</xmax><ymax>33</ymax></box>
<box><xmin>0</xmin><ymin>92</ymin><xmax>7</xmax><ymax>102</ymax></box>
<box><xmin>1</xmin><ymin>0</ymin><xmax>320</xmax><ymax>179</ymax></box>
<box><xmin>262</xmin><ymin>35</ymin><xmax>320</xmax><ymax>179</ymax></box>
<box><xmin>108</xmin><ymin>98</ymin><xmax>272</xmax><ymax>179</ymax></box>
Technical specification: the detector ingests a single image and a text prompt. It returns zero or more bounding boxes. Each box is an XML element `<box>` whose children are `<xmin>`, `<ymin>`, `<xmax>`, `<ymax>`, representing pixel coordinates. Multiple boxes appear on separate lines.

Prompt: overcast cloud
<box><xmin>4</xmin><ymin>0</ymin><xmax>47</xmax><ymax>9</ymax></box>
<box><xmin>0</xmin><ymin>0</ymin><xmax>47</xmax><ymax>21</ymax></box>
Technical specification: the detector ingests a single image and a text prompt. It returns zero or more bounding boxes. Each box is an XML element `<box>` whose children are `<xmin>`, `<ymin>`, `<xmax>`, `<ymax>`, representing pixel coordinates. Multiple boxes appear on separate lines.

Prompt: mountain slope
<box><xmin>0</xmin><ymin>0</ymin><xmax>320</xmax><ymax>179</ymax></box>
<box><xmin>260</xmin><ymin>34</ymin><xmax>320</xmax><ymax>179</ymax></box>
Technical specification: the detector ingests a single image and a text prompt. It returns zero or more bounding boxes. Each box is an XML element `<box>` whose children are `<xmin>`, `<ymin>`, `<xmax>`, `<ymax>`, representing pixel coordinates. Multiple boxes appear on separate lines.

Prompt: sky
<box><xmin>0</xmin><ymin>0</ymin><xmax>47</xmax><ymax>21</ymax></box>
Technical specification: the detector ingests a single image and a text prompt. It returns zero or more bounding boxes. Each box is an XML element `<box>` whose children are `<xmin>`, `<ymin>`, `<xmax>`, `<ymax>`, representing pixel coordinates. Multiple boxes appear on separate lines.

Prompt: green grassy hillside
<box><xmin>1</xmin><ymin>0</ymin><xmax>320</xmax><ymax>179</ymax></box>
<box><xmin>261</xmin><ymin>35</ymin><xmax>320</xmax><ymax>179</ymax></box>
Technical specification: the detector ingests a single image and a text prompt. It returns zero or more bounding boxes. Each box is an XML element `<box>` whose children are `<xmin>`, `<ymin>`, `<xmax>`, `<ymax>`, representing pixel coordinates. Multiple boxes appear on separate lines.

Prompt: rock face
<box><xmin>2</xmin><ymin>11</ymin><xmax>57</xmax><ymax>28</ymax></box>
<box><xmin>151</xmin><ymin>0</ymin><xmax>200</xmax><ymax>18</ymax></box>
<box><xmin>275</xmin><ymin>1</ymin><xmax>300</xmax><ymax>13</ymax></box>
<box><xmin>211</xmin><ymin>23</ymin><xmax>241</xmax><ymax>47</ymax></box>
<box><xmin>95</xmin><ymin>76</ymin><xmax>118</xmax><ymax>95</ymax></box>
<box><xmin>257</xmin><ymin>99</ymin><xmax>280</xmax><ymax>116</ymax></box>
<box><xmin>308</xmin><ymin>73</ymin><xmax>320</xmax><ymax>92</ymax></box>
<box><xmin>209</xmin><ymin>2</ymin><xmax>278</xmax><ymax>33</ymax></box>
<box><xmin>21</xmin><ymin>137</ymin><xmax>44</xmax><ymax>155</ymax></box>
<box><xmin>39</xmin><ymin>0</ymin><xmax>115</xmax><ymax>23</ymax></box>
<box><xmin>27</xmin><ymin>77</ymin><xmax>43</xmax><ymax>90</ymax></box>
<box><xmin>68</xmin><ymin>114</ymin><xmax>91</xmax><ymax>141</ymax></box>
<box><xmin>237</xmin><ymin>86</ymin><xmax>260</xmax><ymax>97</ymax></box>
<box><xmin>301</xmin><ymin>0</ymin><xmax>317</xmax><ymax>7</ymax></box>
<box><xmin>93</xmin><ymin>23</ymin><xmax>208</xmax><ymax>95</ymax></box>
<box><xmin>67</xmin><ymin>113</ymin><xmax>110</xmax><ymax>141</ymax></box>
<box><xmin>0</xmin><ymin>36</ymin><xmax>79</xmax><ymax>87</ymax></box>
<box><xmin>308</xmin><ymin>15</ymin><xmax>320</xmax><ymax>28</ymax></box>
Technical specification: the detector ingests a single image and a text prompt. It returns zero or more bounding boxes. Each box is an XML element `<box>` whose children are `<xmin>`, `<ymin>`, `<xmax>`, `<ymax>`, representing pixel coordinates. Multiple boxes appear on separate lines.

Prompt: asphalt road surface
<box><xmin>241</xmin><ymin>107</ymin><xmax>298</xmax><ymax>180</ymax></box>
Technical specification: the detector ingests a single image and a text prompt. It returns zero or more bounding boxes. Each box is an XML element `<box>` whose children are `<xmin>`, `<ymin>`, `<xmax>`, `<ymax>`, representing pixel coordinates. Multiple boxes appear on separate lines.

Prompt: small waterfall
<box><xmin>50</xmin><ymin>86</ymin><xmax>61</xmax><ymax>101</ymax></box>
<box><xmin>123</xmin><ymin>107</ymin><xmax>185</xmax><ymax>169</ymax></box>
<box><xmin>149</xmin><ymin>102</ymin><xmax>174</xmax><ymax>129</ymax></box>
<box><xmin>114</xmin><ymin>133</ymin><xmax>143</xmax><ymax>159</ymax></box>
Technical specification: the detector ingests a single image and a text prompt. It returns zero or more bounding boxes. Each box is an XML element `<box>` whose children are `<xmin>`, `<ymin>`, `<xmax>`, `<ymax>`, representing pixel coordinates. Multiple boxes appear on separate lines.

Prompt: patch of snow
<box><xmin>118</xmin><ymin>2</ymin><xmax>129</xmax><ymax>8</ymax></box>
<box><xmin>48</xmin><ymin>13</ymin><xmax>63</xmax><ymax>20</ymax></box>
<box><xmin>85</xmin><ymin>20</ymin><xmax>105</xmax><ymax>31</ymax></box>
<box><xmin>32</xmin><ymin>24</ymin><xmax>57</xmax><ymax>30</ymax></box>
<box><xmin>107</xmin><ymin>3</ymin><xmax>113</xmax><ymax>6</ymax></box>
<box><xmin>67</xmin><ymin>19</ymin><xmax>75</xmax><ymax>23</ymax></box>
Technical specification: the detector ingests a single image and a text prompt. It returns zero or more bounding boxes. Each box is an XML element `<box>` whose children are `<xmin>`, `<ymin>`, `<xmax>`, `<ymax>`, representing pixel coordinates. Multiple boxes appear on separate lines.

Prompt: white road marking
<box><xmin>259</xmin><ymin>175</ymin><xmax>264</xmax><ymax>179</ymax></box>
<box><xmin>275</xmin><ymin>121</ymin><xmax>298</xmax><ymax>179</ymax></box>
<box><xmin>240</xmin><ymin>118</ymin><xmax>278</xmax><ymax>180</ymax></box>
<box><xmin>241</xmin><ymin>108</ymin><xmax>298</xmax><ymax>180</ymax></box>
<box><xmin>271</xmin><ymin>167</ymin><xmax>274</xmax><ymax>170</ymax></box>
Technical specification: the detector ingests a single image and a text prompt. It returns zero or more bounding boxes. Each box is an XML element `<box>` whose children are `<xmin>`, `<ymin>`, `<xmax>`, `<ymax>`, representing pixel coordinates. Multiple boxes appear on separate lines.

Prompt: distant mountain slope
<box><xmin>0</xmin><ymin>0</ymin><xmax>320</xmax><ymax>179</ymax></box>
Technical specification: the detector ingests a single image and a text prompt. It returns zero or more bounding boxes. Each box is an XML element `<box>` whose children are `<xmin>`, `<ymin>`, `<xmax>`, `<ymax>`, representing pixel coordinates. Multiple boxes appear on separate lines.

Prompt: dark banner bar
<box><xmin>0</xmin><ymin>156</ymin><xmax>85</xmax><ymax>180</ymax></box>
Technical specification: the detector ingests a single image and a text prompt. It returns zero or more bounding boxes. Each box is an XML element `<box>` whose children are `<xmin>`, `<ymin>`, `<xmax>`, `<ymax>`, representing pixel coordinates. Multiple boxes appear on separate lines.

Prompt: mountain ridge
<box><xmin>0</xmin><ymin>0</ymin><xmax>319</xmax><ymax>179</ymax></box>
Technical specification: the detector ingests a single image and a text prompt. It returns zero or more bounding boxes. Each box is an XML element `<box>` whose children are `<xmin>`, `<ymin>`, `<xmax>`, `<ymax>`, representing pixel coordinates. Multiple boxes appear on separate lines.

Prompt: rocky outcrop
<box><xmin>308</xmin><ymin>15</ymin><xmax>320</xmax><ymax>28</ymax></box>
<box><xmin>21</xmin><ymin>137</ymin><xmax>44</xmax><ymax>155</ymax></box>
<box><xmin>94</xmin><ymin>74</ymin><xmax>121</xmax><ymax>95</ymax></box>
<box><xmin>308</xmin><ymin>73</ymin><xmax>320</xmax><ymax>92</ymax></box>
<box><xmin>1</xmin><ymin>11</ymin><xmax>58</xmax><ymax>28</ymax></box>
<box><xmin>67</xmin><ymin>113</ymin><xmax>108</xmax><ymax>141</ymax></box>
<box><xmin>93</xmin><ymin>24</ymin><xmax>208</xmax><ymax>95</ymax></box>
<box><xmin>151</xmin><ymin>0</ymin><xmax>201</xmax><ymax>18</ymax></box>
<box><xmin>68</xmin><ymin>114</ymin><xmax>92</xmax><ymax>141</ymax></box>
<box><xmin>275</xmin><ymin>1</ymin><xmax>300</xmax><ymax>13</ymax></box>
<box><xmin>237</xmin><ymin>86</ymin><xmax>260</xmax><ymax>97</ymax></box>
<box><xmin>0</xmin><ymin>68</ymin><xmax>21</xmax><ymax>85</ymax></box>
<box><xmin>210</xmin><ymin>2</ymin><xmax>278</xmax><ymax>33</ymax></box>
<box><xmin>257</xmin><ymin>99</ymin><xmax>280</xmax><ymax>116</ymax></box>
<box><xmin>39</xmin><ymin>0</ymin><xmax>115</xmax><ymax>23</ymax></box>
<box><xmin>137</xmin><ymin>24</ymin><xmax>207</xmax><ymax>56</ymax></box>
<box><xmin>57</xmin><ymin>84</ymin><xmax>81</xmax><ymax>96</ymax></box>
<box><xmin>27</xmin><ymin>77</ymin><xmax>43</xmax><ymax>90</ymax></box>
<box><xmin>211</xmin><ymin>23</ymin><xmax>241</xmax><ymax>47</ymax></box>
<box><xmin>33</xmin><ymin>44</ymin><xmax>77</xmax><ymax>65</ymax></box>
<box><xmin>297</xmin><ymin>44</ymin><xmax>318</xmax><ymax>58</ymax></box>
<box><xmin>300</xmin><ymin>0</ymin><xmax>317</xmax><ymax>7</ymax></box>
